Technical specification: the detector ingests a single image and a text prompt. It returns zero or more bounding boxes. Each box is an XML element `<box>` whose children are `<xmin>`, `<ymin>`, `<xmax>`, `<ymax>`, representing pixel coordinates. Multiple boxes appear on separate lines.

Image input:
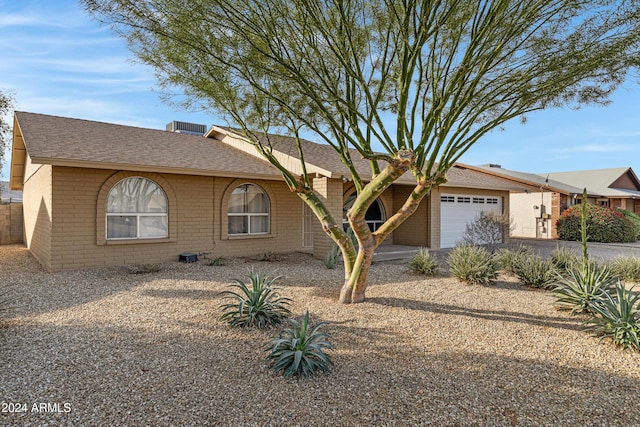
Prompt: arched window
<box><xmin>343</xmin><ymin>194</ymin><xmax>385</xmax><ymax>232</ymax></box>
<box><xmin>106</xmin><ymin>177</ymin><xmax>168</xmax><ymax>239</ymax></box>
<box><xmin>228</xmin><ymin>184</ymin><xmax>270</xmax><ymax>235</ymax></box>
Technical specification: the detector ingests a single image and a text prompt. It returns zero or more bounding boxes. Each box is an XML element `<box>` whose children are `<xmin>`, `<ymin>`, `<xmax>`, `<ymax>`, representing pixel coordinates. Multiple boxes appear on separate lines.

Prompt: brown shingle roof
<box><xmin>214</xmin><ymin>127</ymin><xmax>534</xmax><ymax>191</ymax></box>
<box><xmin>13</xmin><ymin>111</ymin><xmax>282</xmax><ymax>179</ymax></box>
<box><xmin>13</xmin><ymin>112</ymin><xmax>537</xmax><ymax>193</ymax></box>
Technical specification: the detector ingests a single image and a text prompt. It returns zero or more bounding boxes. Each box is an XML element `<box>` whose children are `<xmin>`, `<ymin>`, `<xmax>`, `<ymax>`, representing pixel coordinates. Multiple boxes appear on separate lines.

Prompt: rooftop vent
<box><xmin>166</xmin><ymin>121</ymin><xmax>207</xmax><ymax>136</ymax></box>
<box><xmin>481</xmin><ymin>163</ymin><xmax>502</xmax><ymax>169</ymax></box>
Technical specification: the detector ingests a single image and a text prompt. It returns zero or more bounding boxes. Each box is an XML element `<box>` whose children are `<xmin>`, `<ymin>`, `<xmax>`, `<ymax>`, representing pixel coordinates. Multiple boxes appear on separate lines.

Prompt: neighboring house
<box><xmin>0</xmin><ymin>180</ymin><xmax>22</xmax><ymax>203</ymax></box>
<box><xmin>545</xmin><ymin>168</ymin><xmax>640</xmax><ymax>211</ymax></box>
<box><xmin>478</xmin><ymin>164</ymin><xmax>640</xmax><ymax>240</ymax></box>
<box><xmin>10</xmin><ymin>111</ymin><xmax>537</xmax><ymax>271</ymax></box>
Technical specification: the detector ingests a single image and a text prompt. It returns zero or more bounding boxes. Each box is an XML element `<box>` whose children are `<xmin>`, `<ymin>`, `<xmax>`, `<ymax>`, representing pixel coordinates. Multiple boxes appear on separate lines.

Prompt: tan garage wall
<box><xmin>392</xmin><ymin>185</ymin><xmax>431</xmax><ymax>247</ymax></box>
<box><xmin>394</xmin><ymin>186</ymin><xmax>510</xmax><ymax>249</ymax></box>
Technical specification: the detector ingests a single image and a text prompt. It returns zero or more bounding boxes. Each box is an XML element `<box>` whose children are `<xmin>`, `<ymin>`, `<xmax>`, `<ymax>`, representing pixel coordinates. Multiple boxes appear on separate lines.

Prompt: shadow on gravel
<box><xmin>140</xmin><ymin>288</ymin><xmax>223</xmax><ymax>300</ymax></box>
<box><xmin>2</xmin><ymin>319</ymin><xmax>639</xmax><ymax>426</ymax></box>
<box><xmin>366</xmin><ymin>296</ymin><xmax>583</xmax><ymax>331</ymax></box>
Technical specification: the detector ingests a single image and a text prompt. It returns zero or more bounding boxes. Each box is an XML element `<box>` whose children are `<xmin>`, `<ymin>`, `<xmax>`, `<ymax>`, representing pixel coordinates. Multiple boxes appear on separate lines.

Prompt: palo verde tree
<box><xmin>84</xmin><ymin>0</ymin><xmax>640</xmax><ymax>303</ymax></box>
<box><xmin>0</xmin><ymin>89</ymin><xmax>15</xmax><ymax>172</ymax></box>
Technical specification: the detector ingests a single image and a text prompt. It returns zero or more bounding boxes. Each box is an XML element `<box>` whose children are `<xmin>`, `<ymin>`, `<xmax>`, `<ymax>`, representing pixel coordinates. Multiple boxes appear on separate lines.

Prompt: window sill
<box><xmin>226</xmin><ymin>233</ymin><xmax>272</xmax><ymax>240</ymax></box>
<box><xmin>105</xmin><ymin>237</ymin><xmax>174</xmax><ymax>245</ymax></box>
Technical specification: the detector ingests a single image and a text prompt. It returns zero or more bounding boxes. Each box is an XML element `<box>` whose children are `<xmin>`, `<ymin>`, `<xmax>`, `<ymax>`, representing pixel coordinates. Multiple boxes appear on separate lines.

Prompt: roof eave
<box><xmin>28</xmin><ymin>157</ymin><xmax>285</xmax><ymax>181</ymax></box>
<box><xmin>9</xmin><ymin>115</ymin><xmax>26</xmax><ymax>191</ymax></box>
<box><xmin>455</xmin><ymin>163</ymin><xmax>563</xmax><ymax>194</ymax></box>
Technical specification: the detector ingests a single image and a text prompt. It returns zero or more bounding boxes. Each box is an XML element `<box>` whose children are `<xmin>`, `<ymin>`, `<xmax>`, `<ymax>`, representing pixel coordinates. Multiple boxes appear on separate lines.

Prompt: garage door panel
<box><xmin>440</xmin><ymin>194</ymin><xmax>502</xmax><ymax>248</ymax></box>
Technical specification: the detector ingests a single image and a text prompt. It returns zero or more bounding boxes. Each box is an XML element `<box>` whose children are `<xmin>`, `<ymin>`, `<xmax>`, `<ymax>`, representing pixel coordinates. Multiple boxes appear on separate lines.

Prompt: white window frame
<box><xmin>106</xmin><ymin>177</ymin><xmax>168</xmax><ymax>240</ymax></box>
<box><xmin>228</xmin><ymin>184</ymin><xmax>270</xmax><ymax>236</ymax></box>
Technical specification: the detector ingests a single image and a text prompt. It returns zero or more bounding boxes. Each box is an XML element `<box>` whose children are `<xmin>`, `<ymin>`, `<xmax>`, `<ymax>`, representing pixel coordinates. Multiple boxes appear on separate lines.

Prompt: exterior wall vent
<box><xmin>166</xmin><ymin>121</ymin><xmax>207</xmax><ymax>136</ymax></box>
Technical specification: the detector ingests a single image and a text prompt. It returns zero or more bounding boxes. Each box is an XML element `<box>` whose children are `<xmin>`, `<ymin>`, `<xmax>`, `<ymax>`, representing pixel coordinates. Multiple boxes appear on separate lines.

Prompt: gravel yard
<box><xmin>1</xmin><ymin>244</ymin><xmax>639</xmax><ymax>426</ymax></box>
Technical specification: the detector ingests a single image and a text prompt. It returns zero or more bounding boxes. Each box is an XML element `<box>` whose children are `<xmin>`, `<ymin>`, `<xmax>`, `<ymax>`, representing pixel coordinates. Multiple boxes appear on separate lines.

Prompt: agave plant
<box><xmin>552</xmin><ymin>262</ymin><xmax>617</xmax><ymax>315</ymax></box>
<box><xmin>323</xmin><ymin>244</ymin><xmax>340</xmax><ymax>269</ymax></box>
<box><xmin>266</xmin><ymin>310</ymin><xmax>333</xmax><ymax>378</ymax></box>
<box><xmin>584</xmin><ymin>282</ymin><xmax>640</xmax><ymax>351</ymax></box>
<box><xmin>219</xmin><ymin>270</ymin><xmax>291</xmax><ymax>329</ymax></box>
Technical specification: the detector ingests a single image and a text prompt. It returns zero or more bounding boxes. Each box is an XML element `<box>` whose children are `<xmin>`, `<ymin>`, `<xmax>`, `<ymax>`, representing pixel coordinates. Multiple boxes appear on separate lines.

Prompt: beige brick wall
<box><xmin>22</xmin><ymin>164</ymin><xmax>52</xmax><ymax>270</ymax></box>
<box><xmin>0</xmin><ymin>204</ymin><xmax>23</xmax><ymax>245</ymax></box>
<box><xmin>312</xmin><ymin>177</ymin><xmax>343</xmax><ymax>258</ymax></box>
<box><xmin>42</xmin><ymin>167</ymin><xmax>302</xmax><ymax>271</ymax></box>
<box><xmin>393</xmin><ymin>185</ymin><xmax>430</xmax><ymax>247</ymax></box>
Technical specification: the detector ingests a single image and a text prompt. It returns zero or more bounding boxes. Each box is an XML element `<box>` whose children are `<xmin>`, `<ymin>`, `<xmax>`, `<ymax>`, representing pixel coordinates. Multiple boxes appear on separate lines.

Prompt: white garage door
<box><xmin>440</xmin><ymin>194</ymin><xmax>503</xmax><ymax>248</ymax></box>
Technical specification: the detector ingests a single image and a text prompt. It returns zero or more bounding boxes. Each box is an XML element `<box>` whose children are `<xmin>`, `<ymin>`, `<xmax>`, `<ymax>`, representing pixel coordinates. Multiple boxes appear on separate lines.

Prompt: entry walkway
<box><xmin>373</xmin><ymin>244</ymin><xmax>421</xmax><ymax>262</ymax></box>
<box><xmin>372</xmin><ymin>238</ymin><xmax>640</xmax><ymax>263</ymax></box>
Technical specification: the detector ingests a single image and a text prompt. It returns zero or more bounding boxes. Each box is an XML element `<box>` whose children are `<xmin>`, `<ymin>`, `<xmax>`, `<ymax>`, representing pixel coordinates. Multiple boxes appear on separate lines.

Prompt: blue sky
<box><xmin>2</xmin><ymin>0</ymin><xmax>639</xmax><ymax>181</ymax></box>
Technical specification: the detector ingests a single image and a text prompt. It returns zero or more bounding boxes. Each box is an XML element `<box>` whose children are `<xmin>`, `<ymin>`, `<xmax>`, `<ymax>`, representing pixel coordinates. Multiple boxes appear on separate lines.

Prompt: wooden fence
<box><xmin>0</xmin><ymin>203</ymin><xmax>23</xmax><ymax>245</ymax></box>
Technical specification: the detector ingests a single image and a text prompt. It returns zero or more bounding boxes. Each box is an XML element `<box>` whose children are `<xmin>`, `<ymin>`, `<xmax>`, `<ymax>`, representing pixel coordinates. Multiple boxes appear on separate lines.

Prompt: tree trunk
<box><xmin>339</xmin><ymin>244</ymin><xmax>375</xmax><ymax>303</ymax></box>
<box><xmin>338</xmin><ymin>170</ymin><xmax>447</xmax><ymax>303</ymax></box>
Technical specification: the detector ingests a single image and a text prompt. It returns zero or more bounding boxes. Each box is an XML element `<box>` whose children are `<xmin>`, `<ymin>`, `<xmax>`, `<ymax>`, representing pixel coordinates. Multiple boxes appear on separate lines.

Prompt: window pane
<box><xmin>247</xmin><ymin>186</ymin><xmax>268</xmax><ymax>213</ymax></box>
<box><xmin>228</xmin><ymin>186</ymin><xmax>247</xmax><ymax>213</ymax></box>
<box><xmin>140</xmin><ymin>189</ymin><xmax>167</xmax><ymax>213</ymax></box>
<box><xmin>228</xmin><ymin>216</ymin><xmax>248</xmax><ymax>234</ymax></box>
<box><xmin>139</xmin><ymin>216</ymin><xmax>168</xmax><ymax>238</ymax></box>
<box><xmin>107</xmin><ymin>177</ymin><xmax>167</xmax><ymax>213</ymax></box>
<box><xmin>250</xmin><ymin>216</ymin><xmax>269</xmax><ymax>233</ymax></box>
<box><xmin>365</xmin><ymin>200</ymin><xmax>383</xmax><ymax>221</ymax></box>
<box><xmin>107</xmin><ymin>216</ymin><xmax>137</xmax><ymax>239</ymax></box>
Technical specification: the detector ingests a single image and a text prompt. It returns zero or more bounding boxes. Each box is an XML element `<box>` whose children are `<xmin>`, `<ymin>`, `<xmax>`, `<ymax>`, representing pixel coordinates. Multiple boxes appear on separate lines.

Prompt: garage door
<box><xmin>440</xmin><ymin>194</ymin><xmax>503</xmax><ymax>248</ymax></box>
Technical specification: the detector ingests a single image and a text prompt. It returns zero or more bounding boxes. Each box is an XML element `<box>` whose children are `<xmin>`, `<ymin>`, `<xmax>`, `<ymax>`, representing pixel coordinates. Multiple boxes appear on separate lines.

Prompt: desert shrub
<box><xmin>447</xmin><ymin>245</ymin><xmax>498</xmax><ymax>285</ymax></box>
<box><xmin>584</xmin><ymin>282</ymin><xmax>640</xmax><ymax>351</ymax></box>
<box><xmin>496</xmin><ymin>244</ymin><xmax>533</xmax><ymax>275</ymax></box>
<box><xmin>255</xmin><ymin>252</ymin><xmax>284</xmax><ymax>262</ymax></box>
<box><xmin>514</xmin><ymin>253</ymin><xmax>557</xmax><ymax>289</ymax></box>
<box><xmin>619</xmin><ymin>209</ymin><xmax>640</xmax><ymax>240</ymax></box>
<box><xmin>552</xmin><ymin>262</ymin><xmax>617</xmax><ymax>315</ymax></box>
<box><xmin>266</xmin><ymin>310</ymin><xmax>333</xmax><ymax>378</ymax></box>
<box><xmin>220</xmin><ymin>270</ymin><xmax>292</xmax><ymax>329</ymax></box>
<box><xmin>550</xmin><ymin>245</ymin><xmax>580</xmax><ymax>272</ymax></box>
<box><xmin>408</xmin><ymin>247</ymin><xmax>439</xmax><ymax>276</ymax></box>
<box><xmin>556</xmin><ymin>204</ymin><xmax>636</xmax><ymax>243</ymax></box>
<box><xmin>323</xmin><ymin>244</ymin><xmax>340</xmax><ymax>269</ymax></box>
<box><xmin>608</xmin><ymin>256</ymin><xmax>640</xmax><ymax>283</ymax></box>
<box><xmin>127</xmin><ymin>264</ymin><xmax>162</xmax><ymax>274</ymax></box>
<box><xmin>207</xmin><ymin>256</ymin><xmax>224</xmax><ymax>266</ymax></box>
<box><xmin>461</xmin><ymin>211</ymin><xmax>510</xmax><ymax>253</ymax></box>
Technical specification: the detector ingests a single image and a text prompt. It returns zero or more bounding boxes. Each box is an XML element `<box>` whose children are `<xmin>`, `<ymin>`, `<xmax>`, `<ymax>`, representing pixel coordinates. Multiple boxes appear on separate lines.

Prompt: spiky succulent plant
<box><xmin>219</xmin><ymin>270</ymin><xmax>291</xmax><ymax>329</ymax></box>
<box><xmin>266</xmin><ymin>310</ymin><xmax>333</xmax><ymax>378</ymax></box>
<box><xmin>584</xmin><ymin>282</ymin><xmax>640</xmax><ymax>351</ymax></box>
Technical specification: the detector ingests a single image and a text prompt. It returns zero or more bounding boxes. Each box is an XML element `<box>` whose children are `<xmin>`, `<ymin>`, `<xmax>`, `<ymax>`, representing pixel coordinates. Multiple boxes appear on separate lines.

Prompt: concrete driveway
<box><xmin>508</xmin><ymin>238</ymin><xmax>640</xmax><ymax>261</ymax></box>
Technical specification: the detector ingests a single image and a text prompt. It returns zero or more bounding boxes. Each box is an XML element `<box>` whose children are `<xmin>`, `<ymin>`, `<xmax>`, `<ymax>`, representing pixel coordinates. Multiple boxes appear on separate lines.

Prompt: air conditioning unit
<box><xmin>166</xmin><ymin>121</ymin><xmax>207</xmax><ymax>136</ymax></box>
